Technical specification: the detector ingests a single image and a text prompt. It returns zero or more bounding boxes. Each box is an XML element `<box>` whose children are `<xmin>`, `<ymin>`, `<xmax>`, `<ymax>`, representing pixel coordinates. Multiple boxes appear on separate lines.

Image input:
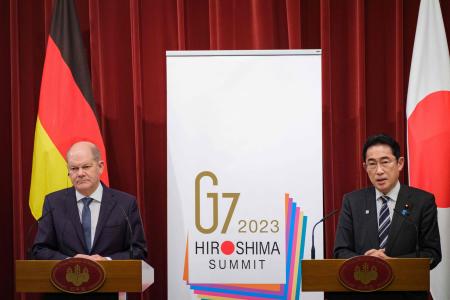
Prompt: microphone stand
<box><xmin>393</xmin><ymin>207</ymin><xmax>420</xmax><ymax>258</ymax></box>
<box><xmin>117</xmin><ymin>205</ymin><xmax>134</xmax><ymax>259</ymax></box>
<box><xmin>311</xmin><ymin>209</ymin><xmax>339</xmax><ymax>259</ymax></box>
<box><xmin>25</xmin><ymin>208</ymin><xmax>54</xmax><ymax>259</ymax></box>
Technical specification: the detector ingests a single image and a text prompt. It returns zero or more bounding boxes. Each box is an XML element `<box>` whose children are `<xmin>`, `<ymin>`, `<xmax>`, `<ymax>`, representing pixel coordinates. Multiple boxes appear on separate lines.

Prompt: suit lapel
<box><xmin>385</xmin><ymin>185</ymin><xmax>409</xmax><ymax>252</ymax></box>
<box><xmin>65</xmin><ymin>188</ymin><xmax>88</xmax><ymax>252</ymax></box>
<box><xmin>365</xmin><ymin>187</ymin><xmax>380</xmax><ymax>249</ymax></box>
<box><xmin>92</xmin><ymin>186</ymin><xmax>116</xmax><ymax>251</ymax></box>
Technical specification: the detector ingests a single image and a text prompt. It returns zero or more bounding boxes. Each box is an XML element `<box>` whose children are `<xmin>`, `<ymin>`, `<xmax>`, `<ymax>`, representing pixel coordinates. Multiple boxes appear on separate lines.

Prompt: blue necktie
<box><xmin>378</xmin><ymin>195</ymin><xmax>391</xmax><ymax>248</ymax></box>
<box><xmin>82</xmin><ymin>197</ymin><xmax>93</xmax><ymax>252</ymax></box>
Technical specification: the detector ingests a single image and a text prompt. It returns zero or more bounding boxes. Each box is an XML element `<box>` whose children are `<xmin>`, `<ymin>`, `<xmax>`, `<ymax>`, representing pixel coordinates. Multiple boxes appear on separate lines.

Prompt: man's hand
<box><xmin>73</xmin><ymin>254</ymin><xmax>91</xmax><ymax>259</ymax></box>
<box><xmin>364</xmin><ymin>248</ymin><xmax>391</xmax><ymax>259</ymax></box>
<box><xmin>74</xmin><ymin>254</ymin><xmax>107</xmax><ymax>261</ymax></box>
<box><xmin>89</xmin><ymin>254</ymin><xmax>107</xmax><ymax>261</ymax></box>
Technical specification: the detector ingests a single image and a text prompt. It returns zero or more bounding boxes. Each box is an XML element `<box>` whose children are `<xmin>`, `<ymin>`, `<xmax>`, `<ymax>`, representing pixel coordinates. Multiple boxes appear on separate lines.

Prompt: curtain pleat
<box><xmin>4</xmin><ymin>0</ymin><xmax>450</xmax><ymax>299</ymax></box>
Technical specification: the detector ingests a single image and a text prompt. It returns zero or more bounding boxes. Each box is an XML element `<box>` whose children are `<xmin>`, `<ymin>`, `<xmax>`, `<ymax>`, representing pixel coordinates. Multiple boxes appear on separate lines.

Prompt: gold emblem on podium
<box><xmin>353</xmin><ymin>262</ymin><xmax>378</xmax><ymax>285</ymax></box>
<box><xmin>51</xmin><ymin>258</ymin><xmax>105</xmax><ymax>293</ymax></box>
<box><xmin>66</xmin><ymin>264</ymin><xmax>90</xmax><ymax>286</ymax></box>
<box><xmin>338</xmin><ymin>256</ymin><xmax>393</xmax><ymax>292</ymax></box>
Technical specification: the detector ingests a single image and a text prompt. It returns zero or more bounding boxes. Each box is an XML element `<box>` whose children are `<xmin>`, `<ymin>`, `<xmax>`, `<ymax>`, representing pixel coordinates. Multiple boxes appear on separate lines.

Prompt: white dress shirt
<box><xmin>375</xmin><ymin>180</ymin><xmax>400</xmax><ymax>225</ymax></box>
<box><xmin>76</xmin><ymin>183</ymin><xmax>103</xmax><ymax>249</ymax></box>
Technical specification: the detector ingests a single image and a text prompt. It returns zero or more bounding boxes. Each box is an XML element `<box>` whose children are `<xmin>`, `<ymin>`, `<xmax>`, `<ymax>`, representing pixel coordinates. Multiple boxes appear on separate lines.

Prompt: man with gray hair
<box><xmin>32</xmin><ymin>141</ymin><xmax>147</xmax><ymax>261</ymax></box>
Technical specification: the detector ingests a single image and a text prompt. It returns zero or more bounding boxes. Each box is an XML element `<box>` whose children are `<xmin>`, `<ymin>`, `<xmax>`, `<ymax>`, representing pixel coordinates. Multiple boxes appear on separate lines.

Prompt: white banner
<box><xmin>167</xmin><ymin>50</ymin><xmax>323</xmax><ymax>300</ymax></box>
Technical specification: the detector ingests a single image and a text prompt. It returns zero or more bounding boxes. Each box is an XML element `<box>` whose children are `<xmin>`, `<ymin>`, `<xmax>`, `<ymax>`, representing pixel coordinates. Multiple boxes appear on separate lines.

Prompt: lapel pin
<box><xmin>365</xmin><ymin>210</ymin><xmax>369</xmax><ymax>214</ymax></box>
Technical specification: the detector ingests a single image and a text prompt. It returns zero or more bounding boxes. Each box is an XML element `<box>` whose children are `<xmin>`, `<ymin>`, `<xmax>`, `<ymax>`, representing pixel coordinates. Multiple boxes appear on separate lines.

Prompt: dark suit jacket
<box><xmin>331</xmin><ymin>185</ymin><xmax>441</xmax><ymax>300</ymax></box>
<box><xmin>334</xmin><ymin>185</ymin><xmax>441</xmax><ymax>267</ymax></box>
<box><xmin>32</xmin><ymin>185</ymin><xmax>147</xmax><ymax>260</ymax></box>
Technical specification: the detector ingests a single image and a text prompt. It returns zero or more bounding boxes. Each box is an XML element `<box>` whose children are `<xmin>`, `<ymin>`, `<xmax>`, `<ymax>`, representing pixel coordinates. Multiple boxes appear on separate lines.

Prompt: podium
<box><xmin>16</xmin><ymin>260</ymin><xmax>154</xmax><ymax>294</ymax></box>
<box><xmin>301</xmin><ymin>258</ymin><xmax>429</xmax><ymax>292</ymax></box>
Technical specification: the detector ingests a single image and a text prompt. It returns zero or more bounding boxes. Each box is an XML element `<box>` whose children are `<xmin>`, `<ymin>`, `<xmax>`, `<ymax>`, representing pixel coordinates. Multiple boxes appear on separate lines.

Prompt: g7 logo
<box><xmin>195</xmin><ymin>171</ymin><xmax>240</xmax><ymax>234</ymax></box>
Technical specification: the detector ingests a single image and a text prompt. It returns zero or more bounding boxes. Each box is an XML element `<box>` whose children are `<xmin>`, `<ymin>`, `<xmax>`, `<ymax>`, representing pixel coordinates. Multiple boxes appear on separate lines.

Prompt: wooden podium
<box><xmin>16</xmin><ymin>260</ymin><xmax>154</xmax><ymax>294</ymax></box>
<box><xmin>301</xmin><ymin>258</ymin><xmax>429</xmax><ymax>292</ymax></box>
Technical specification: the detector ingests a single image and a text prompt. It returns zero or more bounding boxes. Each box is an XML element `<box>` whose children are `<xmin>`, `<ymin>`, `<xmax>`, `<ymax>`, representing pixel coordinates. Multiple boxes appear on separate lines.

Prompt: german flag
<box><xmin>29</xmin><ymin>0</ymin><xmax>109</xmax><ymax>219</ymax></box>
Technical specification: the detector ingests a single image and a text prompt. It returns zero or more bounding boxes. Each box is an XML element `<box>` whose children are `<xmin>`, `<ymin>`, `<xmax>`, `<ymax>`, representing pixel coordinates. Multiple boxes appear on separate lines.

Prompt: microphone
<box><xmin>393</xmin><ymin>204</ymin><xmax>420</xmax><ymax>258</ymax></box>
<box><xmin>311</xmin><ymin>209</ymin><xmax>339</xmax><ymax>259</ymax></box>
<box><xmin>25</xmin><ymin>207</ymin><xmax>54</xmax><ymax>259</ymax></box>
<box><xmin>117</xmin><ymin>205</ymin><xmax>134</xmax><ymax>259</ymax></box>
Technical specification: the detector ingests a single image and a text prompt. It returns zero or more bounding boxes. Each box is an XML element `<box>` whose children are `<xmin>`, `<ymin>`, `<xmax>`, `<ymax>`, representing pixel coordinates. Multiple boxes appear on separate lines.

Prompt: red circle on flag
<box><xmin>408</xmin><ymin>90</ymin><xmax>450</xmax><ymax>208</ymax></box>
<box><xmin>221</xmin><ymin>241</ymin><xmax>235</xmax><ymax>255</ymax></box>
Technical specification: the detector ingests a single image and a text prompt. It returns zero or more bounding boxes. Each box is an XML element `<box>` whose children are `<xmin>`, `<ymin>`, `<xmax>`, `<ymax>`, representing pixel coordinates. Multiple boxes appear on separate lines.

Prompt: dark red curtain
<box><xmin>2</xmin><ymin>0</ymin><xmax>450</xmax><ymax>299</ymax></box>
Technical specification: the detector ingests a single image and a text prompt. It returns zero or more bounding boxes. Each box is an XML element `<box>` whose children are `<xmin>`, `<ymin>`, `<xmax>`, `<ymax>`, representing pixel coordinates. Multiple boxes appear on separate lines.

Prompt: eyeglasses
<box><xmin>365</xmin><ymin>158</ymin><xmax>397</xmax><ymax>171</ymax></box>
<box><xmin>68</xmin><ymin>164</ymin><xmax>95</xmax><ymax>175</ymax></box>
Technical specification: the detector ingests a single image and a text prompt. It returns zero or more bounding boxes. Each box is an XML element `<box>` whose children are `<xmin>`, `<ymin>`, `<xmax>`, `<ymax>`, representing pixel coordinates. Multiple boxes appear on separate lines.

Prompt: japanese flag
<box><xmin>406</xmin><ymin>0</ymin><xmax>450</xmax><ymax>299</ymax></box>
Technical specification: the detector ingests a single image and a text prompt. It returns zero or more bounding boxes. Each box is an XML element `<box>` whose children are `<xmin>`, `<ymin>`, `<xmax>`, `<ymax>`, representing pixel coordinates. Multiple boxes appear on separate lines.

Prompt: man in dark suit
<box><xmin>332</xmin><ymin>134</ymin><xmax>441</xmax><ymax>300</ymax></box>
<box><xmin>32</xmin><ymin>141</ymin><xmax>147</xmax><ymax>299</ymax></box>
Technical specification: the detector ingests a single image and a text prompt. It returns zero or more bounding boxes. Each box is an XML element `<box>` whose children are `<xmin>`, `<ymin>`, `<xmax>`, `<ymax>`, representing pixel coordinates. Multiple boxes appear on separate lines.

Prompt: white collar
<box><xmin>76</xmin><ymin>183</ymin><xmax>103</xmax><ymax>202</ymax></box>
<box><xmin>375</xmin><ymin>180</ymin><xmax>400</xmax><ymax>201</ymax></box>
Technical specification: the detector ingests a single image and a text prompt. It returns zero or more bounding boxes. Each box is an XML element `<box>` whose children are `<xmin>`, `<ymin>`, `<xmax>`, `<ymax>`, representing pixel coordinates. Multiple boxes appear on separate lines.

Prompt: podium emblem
<box><xmin>51</xmin><ymin>258</ymin><xmax>106</xmax><ymax>294</ymax></box>
<box><xmin>338</xmin><ymin>256</ymin><xmax>393</xmax><ymax>292</ymax></box>
<box><xmin>66</xmin><ymin>264</ymin><xmax>89</xmax><ymax>286</ymax></box>
<box><xmin>354</xmin><ymin>262</ymin><xmax>377</xmax><ymax>284</ymax></box>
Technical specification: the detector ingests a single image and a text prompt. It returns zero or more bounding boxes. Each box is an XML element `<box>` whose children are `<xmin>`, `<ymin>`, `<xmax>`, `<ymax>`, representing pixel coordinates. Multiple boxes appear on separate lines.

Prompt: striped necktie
<box><xmin>378</xmin><ymin>195</ymin><xmax>391</xmax><ymax>248</ymax></box>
